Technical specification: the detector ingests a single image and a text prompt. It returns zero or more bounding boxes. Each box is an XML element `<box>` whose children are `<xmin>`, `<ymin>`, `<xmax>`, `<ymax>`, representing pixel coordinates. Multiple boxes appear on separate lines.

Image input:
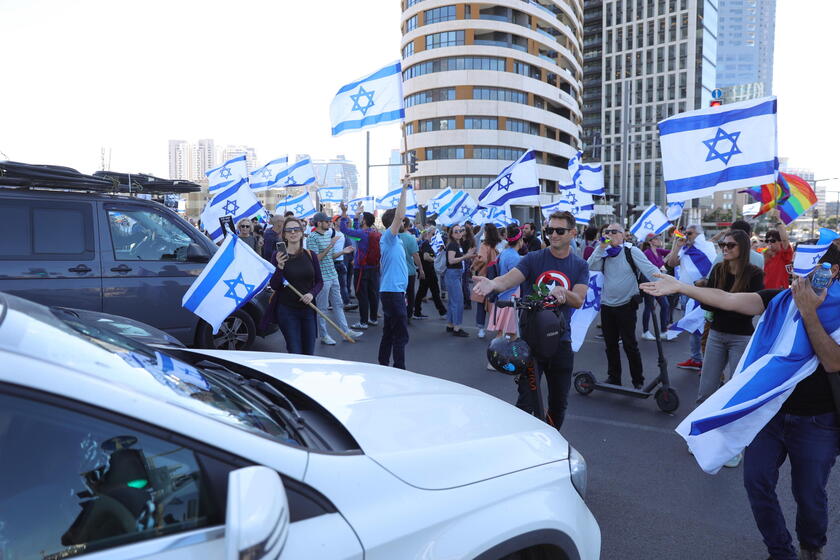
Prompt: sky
<box><xmin>0</xmin><ymin>0</ymin><xmax>837</xmax><ymax>198</ymax></box>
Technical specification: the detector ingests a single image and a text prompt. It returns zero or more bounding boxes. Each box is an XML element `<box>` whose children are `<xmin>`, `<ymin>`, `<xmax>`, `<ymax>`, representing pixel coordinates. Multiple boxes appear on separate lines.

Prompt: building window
<box><xmin>424</xmin><ymin>5</ymin><xmax>456</xmax><ymax>25</ymax></box>
<box><xmin>406</xmin><ymin>14</ymin><xmax>418</xmax><ymax>32</ymax></box>
<box><xmin>473</xmin><ymin>146</ymin><xmax>526</xmax><ymax>160</ymax></box>
<box><xmin>417</xmin><ymin>175</ymin><xmax>496</xmax><ymax>190</ymax></box>
<box><xmin>403</xmin><ymin>56</ymin><xmax>506</xmax><ymax>80</ymax></box>
<box><xmin>419</xmin><ymin>117</ymin><xmax>456</xmax><ymax>131</ymax></box>
<box><xmin>404</xmin><ymin>87</ymin><xmax>456</xmax><ymax>107</ymax></box>
<box><xmin>405</xmin><ymin>122</ymin><xmax>415</xmax><ymax>134</ymax></box>
<box><xmin>472</xmin><ymin>87</ymin><xmax>528</xmax><ymax>104</ymax></box>
<box><xmin>464</xmin><ymin>117</ymin><xmax>499</xmax><ymax>129</ymax></box>
<box><xmin>425</xmin><ymin>146</ymin><xmax>465</xmax><ymax>160</ymax></box>
<box><xmin>407</xmin><ymin>0</ymin><xmax>426</xmax><ymax>6</ymax></box>
<box><xmin>402</xmin><ymin>41</ymin><xmax>414</xmax><ymax>58</ymax></box>
<box><xmin>513</xmin><ymin>61</ymin><xmax>542</xmax><ymax>80</ymax></box>
<box><xmin>505</xmin><ymin>118</ymin><xmax>540</xmax><ymax>135</ymax></box>
<box><xmin>425</xmin><ymin>30</ymin><xmax>464</xmax><ymax>49</ymax></box>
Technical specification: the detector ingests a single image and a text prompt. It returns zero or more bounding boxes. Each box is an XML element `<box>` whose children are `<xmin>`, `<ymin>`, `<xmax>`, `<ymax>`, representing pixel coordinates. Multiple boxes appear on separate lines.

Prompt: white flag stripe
<box><xmin>570</xmin><ymin>272</ymin><xmax>603</xmax><ymax>352</ymax></box>
<box><xmin>182</xmin><ymin>235</ymin><xmax>274</xmax><ymax>334</ymax></box>
<box><xmin>318</xmin><ymin>186</ymin><xmax>344</xmax><ymax>203</ymax></box>
<box><xmin>206</xmin><ymin>155</ymin><xmax>250</xmax><ymax>193</ymax></box>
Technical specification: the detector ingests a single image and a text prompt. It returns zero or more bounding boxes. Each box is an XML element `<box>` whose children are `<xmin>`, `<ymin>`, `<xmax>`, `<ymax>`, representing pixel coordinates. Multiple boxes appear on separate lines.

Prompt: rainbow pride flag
<box><xmin>776</xmin><ymin>172</ymin><xmax>817</xmax><ymax>224</ymax></box>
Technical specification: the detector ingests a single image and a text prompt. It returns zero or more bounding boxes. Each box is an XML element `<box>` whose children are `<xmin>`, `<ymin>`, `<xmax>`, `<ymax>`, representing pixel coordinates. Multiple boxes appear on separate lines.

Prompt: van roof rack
<box><xmin>0</xmin><ymin>161</ymin><xmax>202</xmax><ymax>194</ymax></box>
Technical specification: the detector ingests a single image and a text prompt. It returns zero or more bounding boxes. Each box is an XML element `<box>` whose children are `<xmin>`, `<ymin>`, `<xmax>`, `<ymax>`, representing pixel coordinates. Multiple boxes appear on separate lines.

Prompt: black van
<box><xmin>0</xmin><ymin>162</ymin><xmax>274</xmax><ymax>350</ymax></box>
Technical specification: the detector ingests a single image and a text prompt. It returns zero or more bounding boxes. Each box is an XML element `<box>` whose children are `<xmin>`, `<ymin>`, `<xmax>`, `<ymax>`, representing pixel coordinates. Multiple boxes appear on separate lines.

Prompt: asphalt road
<box><xmin>252</xmin><ymin>300</ymin><xmax>840</xmax><ymax>560</ymax></box>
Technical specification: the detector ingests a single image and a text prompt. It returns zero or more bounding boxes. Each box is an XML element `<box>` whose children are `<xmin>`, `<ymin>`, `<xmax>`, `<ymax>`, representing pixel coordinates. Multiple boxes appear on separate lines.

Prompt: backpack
<box><xmin>519</xmin><ymin>305</ymin><xmax>566</xmax><ymax>362</ymax></box>
<box><xmin>484</xmin><ymin>258</ymin><xmax>500</xmax><ymax>302</ymax></box>
<box><xmin>434</xmin><ymin>250</ymin><xmax>447</xmax><ymax>275</ymax></box>
<box><xmin>362</xmin><ymin>229</ymin><xmax>381</xmax><ymax>268</ymax></box>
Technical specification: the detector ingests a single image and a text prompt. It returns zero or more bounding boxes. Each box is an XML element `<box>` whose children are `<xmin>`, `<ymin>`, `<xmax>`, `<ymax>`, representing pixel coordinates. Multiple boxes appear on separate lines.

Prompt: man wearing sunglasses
<box><xmin>763</xmin><ymin>218</ymin><xmax>793</xmax><ymax>289</ymax></box>
<box><xmin>473</xmin><ymin>211</ymin><xmax>589</xmax><ymax>429</ymax></box>
<box><xmin>588</xmin><ymin>223</ymin><xmax>661</xmax><ymax>389</ymax></box>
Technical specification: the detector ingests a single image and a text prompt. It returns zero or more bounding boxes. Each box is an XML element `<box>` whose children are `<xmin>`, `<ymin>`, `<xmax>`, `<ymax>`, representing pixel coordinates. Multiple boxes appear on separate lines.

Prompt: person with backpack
<box><xmin>587</xmin><ymin>222</ymin><xmax>661</xmax><ymax>390</ymax></box>
<box><xmin>470</xmin><ymin>224</ymin><xmax>502</xmax><ymax>339</ymax></box>
<box><xmin>473</xmin><ymin>211</ymin><xmax>590</xmax><ymax>429</ymax></box>
<box><xmin>339</xmin><ymin>203</ymin><xmax>381</xmax><ymax>330</ymax></box>
<box><xmin>413</xmin><ymin>227</ymin><xmax>447</xmax><ymax>319</ymax></box>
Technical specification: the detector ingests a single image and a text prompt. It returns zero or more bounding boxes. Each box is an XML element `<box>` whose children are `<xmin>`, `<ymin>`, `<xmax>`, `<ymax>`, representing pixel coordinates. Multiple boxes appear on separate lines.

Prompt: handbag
<box><xmin>469</xmin><ymin>247</ymin><xmax>497</xmax><ymax>304</ymax></box>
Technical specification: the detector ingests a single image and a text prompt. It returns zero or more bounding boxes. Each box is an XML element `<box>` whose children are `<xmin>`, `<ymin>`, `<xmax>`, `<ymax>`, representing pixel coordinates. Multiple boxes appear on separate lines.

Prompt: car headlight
<box><xmin>568</xmin><ymin>445</ymin><xmax>588</xmax><ymax>499</ymax></box>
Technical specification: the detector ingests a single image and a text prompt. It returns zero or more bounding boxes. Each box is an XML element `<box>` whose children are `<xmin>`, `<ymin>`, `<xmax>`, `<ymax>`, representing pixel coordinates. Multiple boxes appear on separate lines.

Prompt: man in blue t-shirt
<box><xmin>474</xmin><ymin>211</ymin><xmax>590</xmax><ymax>429</ymax></box>
<box><xmin>378</xmin><ymin>183</ymin><xmax>410</xmax><ymax>369</ymax></box>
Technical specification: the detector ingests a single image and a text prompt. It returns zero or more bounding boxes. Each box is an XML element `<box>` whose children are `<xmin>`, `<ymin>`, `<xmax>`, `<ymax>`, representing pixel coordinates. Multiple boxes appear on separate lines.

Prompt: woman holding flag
<box><xmin>641</xmin><ymin>245</ymin><xmax>840</xmax><ymax>560</ymax></box>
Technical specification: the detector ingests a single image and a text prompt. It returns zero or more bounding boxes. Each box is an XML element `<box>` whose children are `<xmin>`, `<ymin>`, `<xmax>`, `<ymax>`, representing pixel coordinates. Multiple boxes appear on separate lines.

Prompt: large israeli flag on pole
<box><xmin>629</xmin><ymin>204</ymin><xmax>672</xmax><ymax>238</ymax></box>
<box><xmin>348</xmin><ymin>196</ymin><xmax>376</xmax><ymax>214</ymax></box>
<box><xmin>276</xmin><ymin>192</ymin><xmax>315</xmax><ymax>219</ymax></box>
<box><xmin>330</xmin><ymin>61</ymin><xmax>405</xmax><ymax>136</ymax></box>
<box><xmin>257</xmin><ymin>158</ymin><xmax>317</xmax><ymax>190</ymax></box>
<box><xmin>249</xmin><ymin>157</ymin><xmax>289</xmax><ymax>191</ymax></box>
<box><xmin>318</xmin><ymin>186</ymin><xmax>344</xmax><ymax>203</ymax></box>
<box><xmin>677</xmin><ymin>286</ymin><xmax>840</xmax><ymax>473</ymax></box>
<box><xmin>426</xmin><ymin>188</ymin><xmax>456</xmax><ymax>215</ymax></box>
<box><xmin>792</xmin><ymin>243</ymin><xmax>832</xmax><ymax>276</ymax></box>
<box><xmin>377</xmin><ymin>186</ymin><xmax>418</xmax><ymax>218</ymax></box>
<box><xmin>200</xmin><ymin>178</ymin><xmax>266</xmax><ymax>242</ymax></box>
<box><xmin>570</xmin><ymin>272</ymin><xmax>603</xmax><ymax>351</ymax></box>
<box><xmin>206</xmin><ymin>155</ymin><xmax>250</xmax><ymax>193</ymax></box>
<box><xmin>439</xmin><ymin>192</ymin><xmax>478</xmax><ymax>226</ymax></box>
<box><xmin>478</xmin><ymin>150</ymin><xmax>541</xmax><ymax>207</ymax></box>
<box><xmin>658</xmin><ymin>96</ymin><xmax>778</xmax><ymax>203</ymax></box>
<box><xmin>557</xmin><ymin>184</ymin><xmax>594</xmax><ymax>226</ymax></box>
<box><xmin>182</xmin><ymin>234</ymin><xmax>275</xmax><ymax>334</ymax></box>
<box><xmin>568</xmin><ymin>151</ymin><xmax>605</xmax><ymax>196</ymax></box>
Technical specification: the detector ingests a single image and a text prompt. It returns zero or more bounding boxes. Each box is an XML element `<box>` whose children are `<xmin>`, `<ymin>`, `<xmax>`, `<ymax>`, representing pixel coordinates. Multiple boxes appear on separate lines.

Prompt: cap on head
<box><xmin>312</xmin><ymin>212</ymin><xmax>330</xmax><ymax>224</ymax></box>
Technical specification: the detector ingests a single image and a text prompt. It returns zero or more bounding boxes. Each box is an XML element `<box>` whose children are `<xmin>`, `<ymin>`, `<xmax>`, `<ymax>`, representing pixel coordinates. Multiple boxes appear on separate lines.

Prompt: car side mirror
<box><xmin>226</xmin><ymin>466</ymin><xmax>289</xmax><ymax>560</ymax></box>
<box><xmin>186</xmin><ymin>242</ymin><xmax>211</xmax><ymax>263</ymax></box>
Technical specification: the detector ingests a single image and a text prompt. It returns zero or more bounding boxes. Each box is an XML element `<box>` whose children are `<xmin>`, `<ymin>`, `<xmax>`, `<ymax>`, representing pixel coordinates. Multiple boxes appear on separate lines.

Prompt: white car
<box><xmin>0</xmin><ymin>292</ymin><xmax>600</xmax><ymax>560</ymax></box>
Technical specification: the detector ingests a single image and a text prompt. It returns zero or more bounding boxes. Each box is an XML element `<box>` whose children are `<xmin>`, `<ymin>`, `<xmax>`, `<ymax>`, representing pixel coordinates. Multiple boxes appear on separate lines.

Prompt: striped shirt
<box><xmin>305</xmin><ymin>230</ymin><xmax>338</xmax><ymax>281</ymax></box>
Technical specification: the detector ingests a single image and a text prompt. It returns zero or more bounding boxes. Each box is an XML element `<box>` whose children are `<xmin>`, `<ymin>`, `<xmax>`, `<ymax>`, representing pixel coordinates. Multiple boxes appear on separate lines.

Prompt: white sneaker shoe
<box><xmin>724</xmin><ymin>452</ymin><xmax>743</xmax><ymax>468</ymax></box>
<box><xmin>320</xmin><ymin>335</ymin><xmax>337</xmax><ymax>345</ymax></box>
<box><xmin>477</xmin><ymin>328</ymin><xmax>486</xmax><ymax>339</ymax></box>
<box><xmin>348</xmin><ymin>329</ymin><xmax>363</xmax><ymax>339</ymax></box>
<box><xmin>641</xmin><ymin>331</ymin><xmax>656</xmax><ymax>341</ymax></box>
<box><xmin>350</xmin><ymin>322</ymin><xmax>368</xmax><ymax>330</ymax></box>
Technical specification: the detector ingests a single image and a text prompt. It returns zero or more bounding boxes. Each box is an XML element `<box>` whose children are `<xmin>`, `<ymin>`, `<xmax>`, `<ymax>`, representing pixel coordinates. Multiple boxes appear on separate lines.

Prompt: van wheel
<box><xmin>198</xmin><ymin>310</ymin><xmax>256</xmax><ymax>350</ymax></box>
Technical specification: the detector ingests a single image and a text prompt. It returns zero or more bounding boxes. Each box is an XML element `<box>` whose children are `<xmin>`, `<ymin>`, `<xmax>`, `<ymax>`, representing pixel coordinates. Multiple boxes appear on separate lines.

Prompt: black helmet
<box><xmin>487</xmin><ymin>337</ymin><xmax>533</xmax><ymax>376</ymax></box>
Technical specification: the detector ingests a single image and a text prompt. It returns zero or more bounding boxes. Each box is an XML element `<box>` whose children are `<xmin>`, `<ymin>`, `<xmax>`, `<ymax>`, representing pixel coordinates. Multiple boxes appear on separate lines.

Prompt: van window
<box><xmin>0</xmin><ymin>200</ymin><xmax>94</xmax><ymax>260</ymax></box>
<box><xmin>107</xmin><ymin>209</ymin><xmax>194</xmax><ymax>261</ymax></box>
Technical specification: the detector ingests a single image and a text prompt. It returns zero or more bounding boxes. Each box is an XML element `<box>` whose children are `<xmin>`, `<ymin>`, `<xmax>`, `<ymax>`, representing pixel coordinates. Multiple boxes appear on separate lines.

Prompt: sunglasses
<box><xmin>685</xmin><ymin>232</ymin><xmax>696</xmax><ymax>236</ymax></box>
<box><xmin>764</xmin><ymin>237</ymin><xmax>779</xmax><ymax>243</ymax></box>
<box><xmin>544</xmin><ymin>226</ymin><xmax>572</xmax><ymax>236</ymax></box>
<box><xmin>718</xmin><ymin>242</ymin><xmax>738</xmax><ymax>250</ymax></box>
<box><xmin>285</xmin><ymin>227</ymin><xmax>302</xmax><ymax>233</ymax></box>
<box><xmin>603</xmin><ymin>229</ymin><xmax>622</xmax><ymax>235</ymax></box>
<box><xmin>239</xmin><ymin>225</ymin><xmax>251</xmax><ymax>229</ymax></box>
<box><xmin>453</xmin><ymin>229</ymin><xmax>465</xmax><ymax>233</ymax></box>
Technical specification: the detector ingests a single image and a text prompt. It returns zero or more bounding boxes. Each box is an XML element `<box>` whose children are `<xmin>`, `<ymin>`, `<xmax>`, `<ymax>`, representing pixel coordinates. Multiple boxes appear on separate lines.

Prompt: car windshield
<box><xmin>52</xmin><ymin>310</ymin><xmax>297</xmax><ymax>445</ymax></box>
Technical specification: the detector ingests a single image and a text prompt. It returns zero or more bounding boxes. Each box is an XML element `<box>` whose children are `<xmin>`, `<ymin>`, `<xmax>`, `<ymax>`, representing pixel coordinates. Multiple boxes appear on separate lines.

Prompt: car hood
<box><xmin>194</xmin><ymin>351</ymin><xmax>568</xmax><ymax>490</ymax></box>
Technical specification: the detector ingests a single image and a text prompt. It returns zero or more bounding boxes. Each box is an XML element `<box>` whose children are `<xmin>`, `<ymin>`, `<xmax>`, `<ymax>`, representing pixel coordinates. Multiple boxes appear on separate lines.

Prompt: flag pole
<box><xmin>283</xmin><ymin>280</ymin><xmax>356</xmax><ymax>343</ymax></box>
<box><xmin>366</xmin><ymin>130</ymin><xmax>371</xmax><ymax>197</ymax></box>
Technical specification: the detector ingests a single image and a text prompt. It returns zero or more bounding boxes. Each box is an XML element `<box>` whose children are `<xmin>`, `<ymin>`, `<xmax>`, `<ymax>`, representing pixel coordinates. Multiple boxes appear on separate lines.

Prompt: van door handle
<box><xmin>110</xmin><ymin>264</ymin><xmax>133</xmax><ymax>273</ymax></box>
<box><xmin>68</xmin><ymin>265</ymin><xmax>92</xmax><ymax>273</ymax></box>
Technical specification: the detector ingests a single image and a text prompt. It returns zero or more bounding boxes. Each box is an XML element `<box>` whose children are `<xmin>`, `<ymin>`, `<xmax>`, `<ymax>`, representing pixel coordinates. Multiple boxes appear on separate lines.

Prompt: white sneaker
<box><xmin>641</xmin><ymin>331</ymin><xmax>656</xmax><ymax>341</ymax></box>
<box><xmin>724</xmin><ymin>452</ymin><xmax>743</xmax><ymax>468</ymax></box>
<box><xmin>350</xmin><ymin>322</ymin><xmax>368</xmax><ymax>330</ymax></box>
<box><xmin>348</xmin><ymin>329</ymin><xmax>363</xmax><ymax>339</ymax></box>
<box><xmin>320</xmin><ymin>335</ymin><xmax>337</xmax><ymax>345</ymax></box>
<box><xmin>477</xmin><ymin>328</ymin><xmax>486</xmax><ymax>339</ymax></box>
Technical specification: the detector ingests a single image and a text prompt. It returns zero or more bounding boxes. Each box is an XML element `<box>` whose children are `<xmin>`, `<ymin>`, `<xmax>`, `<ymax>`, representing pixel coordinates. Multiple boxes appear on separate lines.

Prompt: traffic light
<box><xmin>408</xmin><ymin>152</ymin><xmax>417</xmax><ymax>174</ymax></box>
<box><xmin>710</xmin><ymin>99</ymin><xmax>722</xmax><ymax>108</ymax></box>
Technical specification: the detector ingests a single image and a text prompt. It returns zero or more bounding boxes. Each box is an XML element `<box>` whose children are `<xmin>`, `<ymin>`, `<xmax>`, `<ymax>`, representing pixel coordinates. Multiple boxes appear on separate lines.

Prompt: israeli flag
<box><xmin>330</xmin><ymin>61</ymin><xmax>405</xmax><ymax>136</ymax></box>
<box><xmin>182</xmin><ymin>234</ymin><xmax>275</xmax><ymax>334</ymax></box>
<box><xmin>276</xmin><ymin>192</ymin><xmax>315</xmax><ymax>219</ymax></box>
<box><xmin>348</xmin><ymin>196</ymin><xmax>376</xmax><ymax>214</ymax></box>
<box><xmin>570</xmin><ymin>272</ymin><xmax>603</xmax><ymax>352</ymax></box>
<box><xmin>473</xmin><ymin>205</ymin><xmax>511</xmax><ymax>227</ymax></box>
<box><xmin>665</xmin><ymin>298</ymin><xmax>704</xmax><ymax>340</ymax></box>
<box><xmin>658</xmin><ymin>96</ymin><xmax>778</xmax><ymax>203</ymax></box>
<box><xmin>431</xmin><ymin>230</ymin><xmax>445</xmax><ymax>254</ymax></box>
<box><xmin>318</xmin><ymin>186</ymin><xmax>344</xmax><ymax>203</ymax></box>
<box><xmin>377</xmin><ymin>186</ymin><xmax>418</xmax><ymax>218</ymax></box>
<box><xmin>478</xmin><ymin>150</ymin><xmax>541</xmax><ymax>207</ymax></box>
<box><xmin>426</xmin><ymin>188</ymin><xmax>456</xmax><ymax>215</ymax></box>
<box><xmin>438</xmin><ymin>192</ymin><xmax>478</xmax><ymax>226</ymax></box>
<box><xmin>629</xmin><ymin>204</ymin><xmax>672</xmax><ymax>238</ymax></box>
<box><xmin>678</xmin><ymin>234</ymin><xmax>717</xmax><ymax>284</ymax></box>
<box><xmin>677</xmin><ymin>285</ymin><xmax>840</xmax><ymax>473</ymax></box>
<box><xmin>540</xmin><ymin>199</ymin><xmax>570</xmax><ymax>220</ymax></box>
<box><xmin>262</xmin><ymin>158</ymin><xmax>317</xmax><ymax>190</ymax></box>
<box><xmin>792</xmin><ymin>243</ymin><xmax>832</xmax><ymax>276</ymax></box>
<box><xmin>249</xmin><ymin>157</ymin><xmax>288</xmax><ymax>191</ymax></box>
<box><xmin>207</xmin><ymin>155</ymin><xmax>250</xmax><ymax>193</ymax></box>
<box><xmin>568</xmin><ymin>152</ymin><xmax>604</xmax><ymax>196</ymax></box>
<box><xmin>557</xmin><ymin>184</ymin><xmax>594</xmax><ymax>226</ymax></box>
<box><xmin>200</xmin><ymin>178</ymin><xmax>266</xmax><ymax>242</ymax></box>
<box><xmin>666</xmin><ymin>201</ymin><xmax>685</xmax><ymax>221</ymax></box>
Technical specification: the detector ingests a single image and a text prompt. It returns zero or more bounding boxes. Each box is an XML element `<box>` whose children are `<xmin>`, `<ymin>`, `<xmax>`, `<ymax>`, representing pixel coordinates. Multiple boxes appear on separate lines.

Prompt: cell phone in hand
<box><xmin>275</xmin><ymin>241</ymin><xmax>287</xmax><ymax>257</ymax></box>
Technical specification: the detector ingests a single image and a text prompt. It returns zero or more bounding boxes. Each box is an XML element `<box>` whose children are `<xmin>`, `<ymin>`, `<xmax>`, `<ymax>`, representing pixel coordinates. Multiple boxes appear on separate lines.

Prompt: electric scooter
<box><xmin>572</xmin><ymin>294</ymin><xmax>680</xmax><ymax>413</ymax></box>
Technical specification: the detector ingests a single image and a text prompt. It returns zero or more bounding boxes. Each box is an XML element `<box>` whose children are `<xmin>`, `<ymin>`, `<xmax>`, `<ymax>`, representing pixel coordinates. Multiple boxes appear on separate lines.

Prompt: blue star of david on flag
<box><xmin>702</xmin><ymin>127</ymin><xmax>742</xmax><ymax>165</ymax></box>
<box><xmin>219</xmin><ymin>167</ymin><xmax>233</xmax><ymax>179</ymax></box>
<box><xmin>583</xmin><ymin>275</ymin><xmax>602</xmax><ymax>311</ymax></box>
<box><xmin>460</xmin><ymin>205</ymin><xmax>472</xmax><ymax>216</ymax></box>
<box><xmin>350</xmin><ymin>86</ymin><xmax>376</xmax><ymax>116</ymax></box>
<box><xmin>565</xmin><ymin>190</ymin><xmax>578</xmax><ymax>206</ymax></box>
<box><xmin>643</xmin><ymin>220</ymin><xmax>655</xmax><ymax>230</ymax></box>
<box><xmin>294</xmin><ymin>204</ymin><xmax>305</xmax><ymax>215</ymax></box>
<box><xmin>223</xmin><ymin>273</ymin><xmax>256</xmax><ymax>306</ymax></box>
<box><xmin>285</xmin><ymin>175</ymin><xmax>297</xmax><ymax>185</ymax></box>
<box><xmin>223</xmin><ymin>199</ymin><xmax>240</xmax><ymax>215</ymax></box>
<box><xmin>489</xmin><ymin>173</ymin><xmax>513</xmax><ymax>192</ymax></box>
<box><xmin>259</xmin><ymin>168</ymin><xmax>273</xmax><ymax>179</ymax></box>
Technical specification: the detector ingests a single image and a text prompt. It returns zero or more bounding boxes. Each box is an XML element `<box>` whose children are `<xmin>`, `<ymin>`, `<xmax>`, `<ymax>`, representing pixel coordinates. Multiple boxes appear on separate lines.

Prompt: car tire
<box><xmin>197</xmin><ymin>309</ymin><xmax>256</xmax><ymax>350</ymax></box>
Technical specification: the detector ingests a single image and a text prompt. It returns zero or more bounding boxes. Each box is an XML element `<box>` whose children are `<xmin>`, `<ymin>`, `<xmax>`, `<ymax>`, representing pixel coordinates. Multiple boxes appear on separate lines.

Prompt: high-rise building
<box><xmin>400</xmin><ymin>1</ymin><xmax>584</xmax><ymax>196</ymax></box>
<box><xmin>191</xmin><ymin>139</ymin><xmax>216</xmax><ymax>183</ymax></box>
<box><xmin>168</xmin><ymin>140</ymin><xmax>189</xmax><ymax>180</ymax></box>
<box><xmin>218</xmin><ymin>145</ymin><xmax>259</xmax><ymax>173</ymax></box>
<box><xmin>311</xmin><ymin>155</ymin><xmax>360</xmax><ymax>202</ymax></box>
<box><xmin>582</xmin><ymin>0</ymin><xmax>719</xmax><ymax>215</ymax></box>
<box><xmin>716</xmin><ymin>0</ymin><xmax>775</xmax><ymax>94</ymax></box>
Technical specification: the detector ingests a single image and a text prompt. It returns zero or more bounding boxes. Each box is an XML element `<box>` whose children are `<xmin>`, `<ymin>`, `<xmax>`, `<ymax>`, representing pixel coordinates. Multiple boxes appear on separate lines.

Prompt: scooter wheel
<box><xmin>573</xmin><ymin>372</ymin><xmax>595</xmax><ymax>395</ymax></box>
<box><xmin>654</xmin><ymin>387</ymin><xmax>680</xmax><ymax>413</ymax></box>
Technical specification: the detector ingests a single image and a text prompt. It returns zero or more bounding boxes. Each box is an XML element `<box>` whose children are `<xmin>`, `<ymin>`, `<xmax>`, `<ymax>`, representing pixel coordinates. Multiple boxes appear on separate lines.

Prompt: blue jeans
<box><xmin>744</xmin><ymin>411</ymin><xmax>840</xmax><ymax>559</ymax></box>
<box><xmin>276</xmin><ymin>303</ymin><xmax>317</xmax><ymax>355</ymax></box>
<box><xmin>378</xmin><ymin>292</ymin><xmax>409</xmax><ymax>369</ymax></box>
<box><xmin>642</xmin><ymin>294</ymin><xmax>670</xmax><ymax>333</ymax></box>
<box><xmin>475</xmin><ymin>302</ymin><xmax>487</xmax><ymax>328</ymax></box>
<box><xmin>444</xmin><ymin>269</ymin><xmax>464</xmax><ymax>327</ymax></box>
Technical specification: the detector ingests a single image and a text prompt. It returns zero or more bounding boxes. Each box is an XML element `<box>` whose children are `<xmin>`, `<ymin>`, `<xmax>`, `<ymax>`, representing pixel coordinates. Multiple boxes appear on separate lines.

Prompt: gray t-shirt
<box><xmin>587</xmin><ymin>244</ymin><xmax>661</xmax><ymax>306</ymax></box>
